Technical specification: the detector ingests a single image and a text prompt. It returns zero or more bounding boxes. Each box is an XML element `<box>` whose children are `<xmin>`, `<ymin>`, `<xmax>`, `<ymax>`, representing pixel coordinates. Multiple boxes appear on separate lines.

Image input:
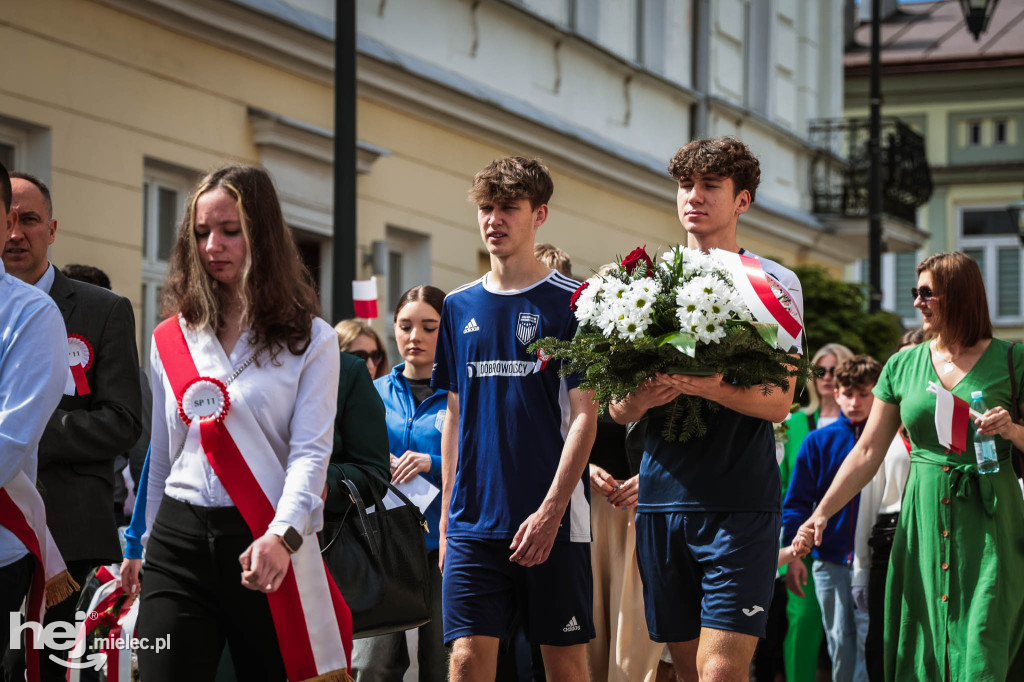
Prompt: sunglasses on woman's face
<box><xmin>817</xmin><ymin>366</ymin><xmax>835</xmax><ymax>378</ymax></box>
<box><xmin>349</xmin><ymin>349</ymin><xmax>384</xmax><ymax>364</ymax></box>
<box><xmin>911</xmin><ymin>286</ymin><xmax>935</xmax><ymax>302</ymax></box>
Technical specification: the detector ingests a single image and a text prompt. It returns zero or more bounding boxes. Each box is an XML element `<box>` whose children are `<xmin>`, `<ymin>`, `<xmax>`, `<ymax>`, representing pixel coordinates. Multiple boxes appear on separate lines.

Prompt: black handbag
<box><xmin>319</xmin><ymin>465</ymin><xmax>433</xmax><ymax>639</ymax></box>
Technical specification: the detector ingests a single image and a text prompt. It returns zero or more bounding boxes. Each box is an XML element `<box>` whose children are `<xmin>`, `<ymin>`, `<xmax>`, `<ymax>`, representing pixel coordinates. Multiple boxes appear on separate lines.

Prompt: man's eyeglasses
<box><xmin>911</xmin><ymin>286</ymin><xmax>935</xmax><ymax>302</ymax></box>
<box><xmin>349</xmin><ymin>349</ymin><xmax>384</xmax><ymax>364</ymax></box>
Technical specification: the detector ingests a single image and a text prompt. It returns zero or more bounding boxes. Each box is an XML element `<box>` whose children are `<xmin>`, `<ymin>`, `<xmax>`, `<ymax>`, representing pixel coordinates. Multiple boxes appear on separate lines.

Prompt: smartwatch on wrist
<box><xmin>279</xmin><ymin>526</ymin><xmax>303</xmax><ymax>554</ymax></box>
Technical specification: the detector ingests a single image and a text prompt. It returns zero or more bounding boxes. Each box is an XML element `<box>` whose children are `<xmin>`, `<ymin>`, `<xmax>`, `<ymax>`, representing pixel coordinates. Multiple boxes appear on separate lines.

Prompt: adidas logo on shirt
<box><xmin>463</xmin><ymin>318</ymin><xmax>480</xmax><ymax>334</ymax></box>
<box><xmin>562</xmin><ymin>616</ymin><xmax>581</xmax><ymax>633</ymax></box>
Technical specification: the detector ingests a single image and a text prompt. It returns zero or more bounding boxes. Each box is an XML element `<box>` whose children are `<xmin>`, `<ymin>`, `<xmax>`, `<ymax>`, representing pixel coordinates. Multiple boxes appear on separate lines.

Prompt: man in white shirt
<box><xmin>0</xmin><ymin>161</ymin><xmax>69</xmax><ymax>660</ymax></box>
<box><xmin>2</xmin><ymin>172</ymin><xmax>141</xmax><ymax>680</ymax></box>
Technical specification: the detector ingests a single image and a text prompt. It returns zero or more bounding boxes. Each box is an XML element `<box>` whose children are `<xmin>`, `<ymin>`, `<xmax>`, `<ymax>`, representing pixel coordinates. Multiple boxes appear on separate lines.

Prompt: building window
<box><xmin>959</xmin><ymin>207</ymin><xmax>1022</xmax><ymax>324</ymax></box>
<box><xmin>382</xmin><ymin>226</ymin><xmax>431</xmax><ymax>363</ymax></box>
<box><xmin>994</xmin><ymin>119</ymin><xmax>1008</xmax><ymax>145</ymax></box>
<box><xmin>968</xmin><ymin>121</ymin><xmax>982</xmax><ymax>146</ymax></box>
<box><xmin>0</xmin><ymin>122</ymin><xmax>29</xmax><ymax>171</ymax></box>
<box><xmin>141</xmin><ymin>164</ymin><xmax>197</xmax><ymax>367</ymax></box>
<box><xmin>868</xmin><ymin>252</ymin><xmax>921</xmax><ymax>326</ymax></box>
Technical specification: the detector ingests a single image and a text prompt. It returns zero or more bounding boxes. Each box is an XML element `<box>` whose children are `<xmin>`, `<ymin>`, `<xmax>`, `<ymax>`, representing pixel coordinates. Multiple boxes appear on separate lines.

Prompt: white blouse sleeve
<box><xmin>142</xmin><ymin>342</ymin><xmax>172</xmax><ymax>548</ymax></box>
<box><xmin>268</xmin><ymin>320</ymin><xmax>340</xmax><ymax>537</ymax></box>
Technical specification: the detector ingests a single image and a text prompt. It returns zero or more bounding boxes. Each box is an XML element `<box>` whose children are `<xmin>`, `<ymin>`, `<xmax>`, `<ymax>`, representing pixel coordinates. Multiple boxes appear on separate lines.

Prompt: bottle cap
<box><xmin>971</xmin><ymin>390</ymin><xmax>983</xmax><ymax>400</ymax></box>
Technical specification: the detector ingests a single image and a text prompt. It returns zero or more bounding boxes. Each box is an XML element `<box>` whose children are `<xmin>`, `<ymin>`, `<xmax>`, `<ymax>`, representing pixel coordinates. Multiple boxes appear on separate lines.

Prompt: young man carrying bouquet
<box><xmin>431</xmin><ymin>157</ymin><xmax>599</xmax><ymax>682</ymax></box>
<box><xmin>610</xmin><ymin>137</ymin><xmax>807</xmax><ymax>682</ymax></box>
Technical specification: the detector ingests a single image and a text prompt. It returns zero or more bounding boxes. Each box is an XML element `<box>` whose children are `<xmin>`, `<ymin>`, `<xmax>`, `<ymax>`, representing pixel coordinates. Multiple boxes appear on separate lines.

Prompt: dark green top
<box><xmin>324</xmin><ymin>351</ymin><xmax>390</xmax><ymax>518</ymax></box>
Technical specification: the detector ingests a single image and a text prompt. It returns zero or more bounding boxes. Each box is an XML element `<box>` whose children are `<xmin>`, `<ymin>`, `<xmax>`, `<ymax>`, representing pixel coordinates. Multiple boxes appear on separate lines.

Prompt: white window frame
<box><xmin>0</xmin><ymin>123</ymin><xmax>29</xmax><ymax>170</ymax></box>
<box><xmin>141</xmin><ymin>166</ymin><xmax>195</xmax><ymax>368</ymax></box>
<box><xmin>382</xmin><ymin>226</ymin><xmax>432</xmax><ymax>365</ymax></box>
<box><xmin>957</xmin><ymin>204</ymin><xmax>1024</xmax><ymax>326</ymax></box>
<box><xmin>879</xmin><ymin>251</ymin><xmax>921</xmax><ymax>327</ymax></box>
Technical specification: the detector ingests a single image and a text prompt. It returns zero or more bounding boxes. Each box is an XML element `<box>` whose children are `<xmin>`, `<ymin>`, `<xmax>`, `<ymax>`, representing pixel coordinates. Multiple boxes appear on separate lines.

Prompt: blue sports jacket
<box><xmin>781</xmin><ymin>412</ymin><xmax>862</xmax><ymax>565</ymax></box>
<box><xmin>374</xmin><ymin>364</ymin><xmax>447</xmax><ymax>552</ymax></box>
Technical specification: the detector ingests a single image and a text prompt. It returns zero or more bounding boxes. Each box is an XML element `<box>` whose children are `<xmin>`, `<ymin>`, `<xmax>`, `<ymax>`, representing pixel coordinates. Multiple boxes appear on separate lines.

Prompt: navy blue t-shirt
<box><xmin>431</xmin><ymin>270</ymin><xmax>591</xmax><ymax>542</ymax></box>
<box><xmin>637</xmin><ymin>251</ymin><xmax>803</xmax><ymax>514</ymax></box>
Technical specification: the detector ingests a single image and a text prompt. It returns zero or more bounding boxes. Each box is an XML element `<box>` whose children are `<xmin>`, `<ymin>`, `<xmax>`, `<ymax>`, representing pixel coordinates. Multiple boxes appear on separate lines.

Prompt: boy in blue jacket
<box><xmin>782</xmin><ymin>355</ymin><xmax>882</xmax><ymax>682</ymax></box>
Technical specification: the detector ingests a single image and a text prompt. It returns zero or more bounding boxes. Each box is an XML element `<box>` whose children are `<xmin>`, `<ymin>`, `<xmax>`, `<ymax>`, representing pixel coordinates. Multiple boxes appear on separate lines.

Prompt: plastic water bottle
<box><xmin>971</xmin><ymin>391</ymin><xmax>1000</xmax><ymax>474</ymax></box>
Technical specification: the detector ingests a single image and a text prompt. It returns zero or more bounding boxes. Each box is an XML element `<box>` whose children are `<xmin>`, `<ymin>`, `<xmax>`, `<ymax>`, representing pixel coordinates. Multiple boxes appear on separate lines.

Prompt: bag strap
<box><xmin>1007</xmin><ymin>342</ymin><xmax>1024</xmax><ymax>478</ymax></box>
<box><xmin>321</xmin><ymin>464</ymin><xmax>382</xmax><ymax>558</ymax></box>
<box><xmin>361</xmin><ymin>468</ymin><xmax>428</xmax><ymax>526</ymax></box>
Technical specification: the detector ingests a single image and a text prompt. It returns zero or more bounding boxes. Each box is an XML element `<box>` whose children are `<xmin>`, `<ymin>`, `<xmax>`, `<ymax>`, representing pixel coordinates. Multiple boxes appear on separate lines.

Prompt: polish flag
<box><xmin>353</xmin><ymin>277</ymin><xmax>379</xmax><ymax>319</ymax></box>
<box><xmin>927</xmin><ymin>381</ymin><xmax>970</xmax><ymax>455</ymax></box>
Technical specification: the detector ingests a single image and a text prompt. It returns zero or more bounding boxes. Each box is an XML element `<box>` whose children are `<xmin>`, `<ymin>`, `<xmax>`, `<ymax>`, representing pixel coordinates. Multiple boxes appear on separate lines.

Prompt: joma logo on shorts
<box><xmin>742</xmin><ymin>606</ymin><xmax>764</xmax><ymax>617</ymax></box>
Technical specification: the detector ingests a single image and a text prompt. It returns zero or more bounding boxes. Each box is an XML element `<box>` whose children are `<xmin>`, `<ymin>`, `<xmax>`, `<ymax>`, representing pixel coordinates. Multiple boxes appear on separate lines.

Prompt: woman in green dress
<box><xmin>797</xmin><ymin>252</ymin><xmax>1024</xmax><ymax>681</ymax></box>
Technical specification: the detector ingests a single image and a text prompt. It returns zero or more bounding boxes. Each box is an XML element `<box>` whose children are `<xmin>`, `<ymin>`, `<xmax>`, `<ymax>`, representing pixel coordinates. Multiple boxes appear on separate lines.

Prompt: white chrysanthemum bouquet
<box><xmin>531</xmin><ymin>246</ymin><xmax>816</xmax><ymax>441</ymax></box>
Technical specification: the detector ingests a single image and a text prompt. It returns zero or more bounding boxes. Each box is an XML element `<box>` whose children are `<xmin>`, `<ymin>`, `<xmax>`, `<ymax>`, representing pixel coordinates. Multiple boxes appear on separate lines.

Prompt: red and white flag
<box><xmin>927</xmin><ymin>381</ymin><xmax>970</xmax><ymax>455</ymax></box>
<box><xmin>353</xmin><ymin>277</ymin><xmax>379</xmax><ymax>319</ymax></box>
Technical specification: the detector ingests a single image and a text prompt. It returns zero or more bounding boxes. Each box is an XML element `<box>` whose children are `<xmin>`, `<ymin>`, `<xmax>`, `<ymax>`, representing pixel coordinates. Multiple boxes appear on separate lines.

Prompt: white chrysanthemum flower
<box><xmin>615</xmin><ymin>312</ymin><xmax>650</xmax><ymax>341</ymax></box>
<box><xmin>626</xmin><ymin>278</ymin><xmax>660</xmax><ymax>312</ymax></box>
<box><xmin>684</xmin><ymin>275</ymin><xmax>730</xmax><ymax>302</ymax></box>
<box><xmin>602</xmin><ymin>280</ymin><xmax>628</xmax><ymax>303</ymax></box>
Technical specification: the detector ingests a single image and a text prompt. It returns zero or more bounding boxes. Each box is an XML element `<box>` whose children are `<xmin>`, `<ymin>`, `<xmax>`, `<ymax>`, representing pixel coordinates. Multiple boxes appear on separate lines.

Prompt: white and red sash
<box><xmin>711</xmin><ymin>250</ymin><xmax>804</xmax><ymax>352</ymax></box>
<box><xmin>0</xmin><ymin>472</ymin><xmax>77</xmax><ymax>682</ymax></box>
<box><xmin>153</xmin><ymin>318</ymin><xmax>352</xmax><ymax>682</ymax></box>
<box><xmin>927</xmin><ymin>381</ymin><xmax>970</xmax><ymax>455</ymax></box>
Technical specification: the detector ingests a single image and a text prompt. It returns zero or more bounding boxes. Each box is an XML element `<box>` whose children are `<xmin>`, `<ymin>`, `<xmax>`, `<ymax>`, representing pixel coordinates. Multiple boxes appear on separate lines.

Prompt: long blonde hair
<box><xmin>334</xmin><ymin>319</ymin><xmax>389</xmax><ymax>379</ymax></box>
<box><xmin>803</xmin><ymin>343</ymin><xmax>855</xmax><ymax>416</ymax></box>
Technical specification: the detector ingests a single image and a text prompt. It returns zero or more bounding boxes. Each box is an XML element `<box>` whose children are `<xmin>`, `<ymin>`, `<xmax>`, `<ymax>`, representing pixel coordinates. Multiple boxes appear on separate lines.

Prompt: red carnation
<box><xmin>621</xmin><ymin>246</ymin><xmax>653</xmax><ymax>277</ymax></box>
<box><xmin>569</xmin><ymin>280</ymin><xmax>589</xmax><ymax>311</ymax></box>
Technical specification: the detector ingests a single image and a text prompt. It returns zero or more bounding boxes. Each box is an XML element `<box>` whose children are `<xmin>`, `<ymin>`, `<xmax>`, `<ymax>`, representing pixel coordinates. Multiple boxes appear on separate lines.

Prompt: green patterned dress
<box><xmin>873</xmin><ymin>339</ymin><xmax>1024</xmax><ymax>681</ymax></box>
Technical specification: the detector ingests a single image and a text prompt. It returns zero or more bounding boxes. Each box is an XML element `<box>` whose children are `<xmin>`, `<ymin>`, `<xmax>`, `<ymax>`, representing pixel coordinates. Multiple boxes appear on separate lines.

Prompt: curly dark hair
<box><xmin>468</xmin><ymin>156</ymin><xmax>553</xmax><ymax>210</ymax></box>
<box><xmin>162</xmin><ymin>165</ymin><xmax>320</xmax><ymax>361</ymax></box>
<box><xmin>834</xmin><ymin>354</ymin><xmax>882</xmax><ymax>391</ymax></box>
<box><xmin>667</xmin><ymin>137</ymin><xmax>761</xmax><ymax>202</ymax></box>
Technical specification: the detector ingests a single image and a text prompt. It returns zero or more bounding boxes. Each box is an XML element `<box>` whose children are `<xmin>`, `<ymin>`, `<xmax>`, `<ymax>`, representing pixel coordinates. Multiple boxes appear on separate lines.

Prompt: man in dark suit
<box><xmin>2</xmin><ymin>172</ymin><xmax>142</xmax><ymax>681</ymax></box>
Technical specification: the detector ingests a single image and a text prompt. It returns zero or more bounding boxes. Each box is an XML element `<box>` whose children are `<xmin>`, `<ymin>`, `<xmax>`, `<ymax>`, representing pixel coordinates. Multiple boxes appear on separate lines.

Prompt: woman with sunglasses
<box><xmin>350</xmin><ymin>285</ymin><xmax>448</xmax><ymax>682</ymax></box>
<box><xmin>775</xmin><ymin>343</ymin><xmax>853</xmax><ymax>682</ymax></box>
<box><xmin>336</xmin><ymin>318</ymin><xmax>389</xmax><ymax>379</ymax></box>
<box><xmin>797</xmin><ymin>252</ymin><xmax>1024</xmax><ymax>681</ymax></box>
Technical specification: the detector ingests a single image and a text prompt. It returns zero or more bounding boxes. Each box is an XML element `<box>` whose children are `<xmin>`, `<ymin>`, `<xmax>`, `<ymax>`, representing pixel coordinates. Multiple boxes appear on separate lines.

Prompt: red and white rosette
<box><xmin>67</xmin><ymin>334</ymin><xmax>94</xmax><ymax>396</ymax></box>
<box><xmin>177</xmin><ymin>376</ymin><xmax>230</xmax><ymax>426</ymax></box>
<box><xmin>534</xmin><ymin>347</ymin><xmax>551</xmax><ymax>373</ymax></box>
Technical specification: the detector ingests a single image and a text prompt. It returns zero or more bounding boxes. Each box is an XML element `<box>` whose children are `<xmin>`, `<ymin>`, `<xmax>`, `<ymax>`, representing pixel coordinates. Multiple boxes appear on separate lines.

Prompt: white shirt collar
<box><xmin>33</xmin><ymin>262</ymin><xmax>55</xmax><ymax>294</ymax></box>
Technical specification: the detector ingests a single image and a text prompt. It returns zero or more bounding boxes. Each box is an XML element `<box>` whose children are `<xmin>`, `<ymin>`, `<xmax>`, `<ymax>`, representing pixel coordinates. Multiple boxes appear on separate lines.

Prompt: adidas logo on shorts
<box><xmin>463</xmin><ymin>318</ymin><xmax>480</xmax><ymax>334</ymax></box>
<box><xmin>562</xmin><ymin>616</ymin><xmax>581</xmax><ymax>633</ymax></box>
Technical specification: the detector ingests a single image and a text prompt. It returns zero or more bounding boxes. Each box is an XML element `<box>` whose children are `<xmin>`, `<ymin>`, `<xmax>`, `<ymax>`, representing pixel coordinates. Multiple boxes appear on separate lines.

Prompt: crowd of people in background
<box><xmin>1</xmin><ymin>134</ymin><xmax>1022</xmax><ymax>682</ymax></box>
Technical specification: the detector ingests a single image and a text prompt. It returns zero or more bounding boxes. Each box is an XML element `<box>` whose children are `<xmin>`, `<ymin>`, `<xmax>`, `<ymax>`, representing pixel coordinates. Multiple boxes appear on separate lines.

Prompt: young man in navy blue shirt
<box><xmin>611</xmin><ymin>138</ymin><xmax>808</xmax><ymax>682</ymax></box>
<box><xmin>782</xmin><ymin>355</ymin><xmax>881</xmax><ymax>682</ymax></box>
<box><xmin>432</xmin><ymin>157</ymin><xmax>598</xmax><ymax>682</ymax></box>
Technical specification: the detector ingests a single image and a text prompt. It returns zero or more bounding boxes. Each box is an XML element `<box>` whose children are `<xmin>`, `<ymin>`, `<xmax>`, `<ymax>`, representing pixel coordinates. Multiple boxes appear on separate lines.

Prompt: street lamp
<box><xmin>959</xmin><ymin>0</ymin><xmax>1000</xmax><ymax>40</ymax></box>
<box><xmin>1008</xmin><ymin>197</ymin><xmax>1024</xmax><ymax>245</ymax></box>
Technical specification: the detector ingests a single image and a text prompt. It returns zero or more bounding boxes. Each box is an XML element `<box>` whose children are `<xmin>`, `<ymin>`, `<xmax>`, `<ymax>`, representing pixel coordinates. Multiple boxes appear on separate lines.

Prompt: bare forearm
<box><xmin>540</xmin><ymin>411</ymin><xmax>597</xmax><ymax>515</ymax></box>
<box><xmin>439</xmin><ymin>394</ymin><xmax>459</xmax><ymax>530</ymax></box>
<box><xmin>610</xmin><ymin>390</ymin><xmax>659</xmax><ymax>425</ymax></box>
<box><xmin>712</xmin><ymin>381</ymin><xmax>793</xmax><ymax>423</ymax></box>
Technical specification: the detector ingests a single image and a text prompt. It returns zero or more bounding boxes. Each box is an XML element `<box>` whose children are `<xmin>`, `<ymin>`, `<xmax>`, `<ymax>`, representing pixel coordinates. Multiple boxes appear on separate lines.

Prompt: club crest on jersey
<box><xmin>516</xmin><ymin>312</ymin><xmax>540</xmax><ymax>346</ymax></box>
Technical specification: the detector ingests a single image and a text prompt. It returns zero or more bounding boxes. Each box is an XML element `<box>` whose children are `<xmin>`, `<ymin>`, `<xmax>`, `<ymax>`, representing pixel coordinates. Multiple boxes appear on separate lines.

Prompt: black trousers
<box><xmin>866</xmin><ymin>512</ymin><xmax>898</xmax><ymax>682</ymax></box>
<box><xmin>2</xmin><ymin>558</ymin><xmax>97</xmax><ymax>682</ymax></box>
<box><xmin>0</xmin><ymin>554</ymin><xmax>34</xmax><ymax>664</ymax></box>
<box><xmin>136</xmin><ymin>496</ymin><xmax>286</xmax><ymax>682</ymax></box>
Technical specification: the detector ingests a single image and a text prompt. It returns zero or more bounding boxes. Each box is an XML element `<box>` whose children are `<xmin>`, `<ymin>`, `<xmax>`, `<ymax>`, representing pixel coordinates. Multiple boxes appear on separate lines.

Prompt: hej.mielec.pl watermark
<box><xmin>8</xmin><ymin>611</ymin><xmax>170</xmax><ymax>669</ymax></box>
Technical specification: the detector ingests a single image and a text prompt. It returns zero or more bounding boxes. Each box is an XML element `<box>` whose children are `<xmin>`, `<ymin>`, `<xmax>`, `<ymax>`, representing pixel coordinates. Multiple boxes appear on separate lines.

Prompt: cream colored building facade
<box><xmin>1</xmin><ymin>0</ymin><xmax>873</xmax><ymax>358</ymax></box>
<box><xmin>844</xmin><ymin>0</ymin><xmax>1024</xmax><ymax>338</ymax></box>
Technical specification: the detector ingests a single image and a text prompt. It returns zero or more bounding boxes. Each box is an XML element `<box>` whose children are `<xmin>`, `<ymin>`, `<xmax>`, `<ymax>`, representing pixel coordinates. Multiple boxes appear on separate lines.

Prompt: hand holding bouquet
<box><xmin>531</xmin><ymin>246</ymin><xmax>817</xmax><ymax>441</ymax></box>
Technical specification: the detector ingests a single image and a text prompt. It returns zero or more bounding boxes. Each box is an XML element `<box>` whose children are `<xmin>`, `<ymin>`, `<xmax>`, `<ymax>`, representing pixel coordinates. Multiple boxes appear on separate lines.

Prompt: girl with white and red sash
<box><xmin>119</xmin><ymin>165</ymin><xmax>352</xmax><ymax>681</ymax></box>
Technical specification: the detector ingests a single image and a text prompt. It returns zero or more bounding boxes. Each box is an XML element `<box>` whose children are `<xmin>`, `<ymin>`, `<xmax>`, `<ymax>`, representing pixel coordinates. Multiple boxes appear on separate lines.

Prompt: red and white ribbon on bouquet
<box><xmin>154</xmin><ymin>317</ymin><xmax>353</xmax><ymax>682</ymax></box>
<box><xmin>711</xmin><ymin>250</ymin><xmax>804</xmax><ymax>352</ymax></box>
<box><xmin>0</xmin><ymin>472</ymin><xmax>77</xmax><ymax>682</ymax></box>
<box><xmin>66</xmin><ymin>334</ymin><xmax>93</xmax><ymax>396</ymax></box>
<box><xmin>927</xmin><ymin>381</ymin><xmax>970</xmax><ymax>455</ymax></box>
<box><xmin>66</xmin><ymin>565</ymin><xmax>135</xmax><ymax>682</ymax></box>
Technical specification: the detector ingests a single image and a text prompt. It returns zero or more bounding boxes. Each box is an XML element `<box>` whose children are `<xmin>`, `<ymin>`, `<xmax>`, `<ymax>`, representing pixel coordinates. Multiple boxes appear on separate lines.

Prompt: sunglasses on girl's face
<box><xmin>911</xmin><ymin>286</ymin><xmax>935</xmax><ymax>302</ymax></box>
<box><xmin>349</xmin><ymin>349</ymin><xmax>383</xmax><ymax>364</ymax></box>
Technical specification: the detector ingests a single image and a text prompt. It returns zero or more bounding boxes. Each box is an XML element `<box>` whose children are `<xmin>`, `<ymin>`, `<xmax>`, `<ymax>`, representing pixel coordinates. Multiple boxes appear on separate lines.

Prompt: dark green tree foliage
<box><xmin>791</xmin><ymin>264</ymin><xmax>905</xmax><ymax>362</ymax></box>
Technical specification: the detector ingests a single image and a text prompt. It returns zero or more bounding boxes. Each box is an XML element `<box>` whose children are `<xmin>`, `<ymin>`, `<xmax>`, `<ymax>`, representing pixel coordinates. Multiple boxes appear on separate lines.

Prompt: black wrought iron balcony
<box><xmin>809</xmin><ymin>117</ymin><xmax>933</xmax><ymax>224</ymax></box>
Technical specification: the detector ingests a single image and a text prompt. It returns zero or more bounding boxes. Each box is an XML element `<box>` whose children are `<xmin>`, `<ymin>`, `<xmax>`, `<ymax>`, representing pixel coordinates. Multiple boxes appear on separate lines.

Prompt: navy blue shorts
<box><xmin>634</xmin><ymin>511</ymin><xmax>781</xmax><ymax>642</ymax></box>
<box><xmin>441</xmin><ymin>537</ymin><xmax>594</xmax><ymax>646</ymax></box>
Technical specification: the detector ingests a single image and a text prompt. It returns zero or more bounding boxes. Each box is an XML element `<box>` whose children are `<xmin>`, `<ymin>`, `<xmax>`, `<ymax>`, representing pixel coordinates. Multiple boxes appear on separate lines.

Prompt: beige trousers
<box><xmin>587</xmin><ymin>498</ymin><xmax>666</xmax><ymax>682</ymax></box>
